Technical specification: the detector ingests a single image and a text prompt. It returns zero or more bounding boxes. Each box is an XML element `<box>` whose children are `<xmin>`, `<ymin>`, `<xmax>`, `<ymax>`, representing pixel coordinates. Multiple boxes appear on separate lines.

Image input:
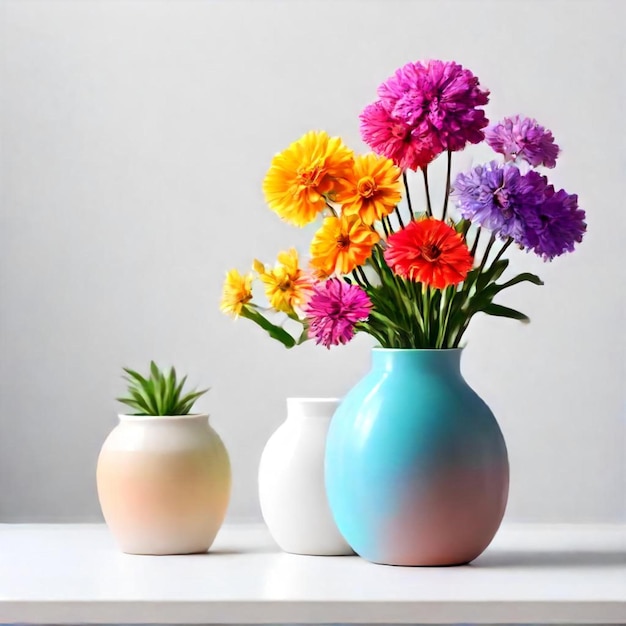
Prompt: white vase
<box><xmin>258</xmin><ymin>397</ymin><xmax>352</xmax><ymax>556</ymax></box>
<box><xmin>97</xmin><ymin>414</ymin><xmax>231</xmax><ymax>555</ymax></box>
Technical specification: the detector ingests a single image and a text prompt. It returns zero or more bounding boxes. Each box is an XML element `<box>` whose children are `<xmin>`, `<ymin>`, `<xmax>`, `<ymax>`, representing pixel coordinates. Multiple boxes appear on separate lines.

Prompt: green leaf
<box><xmin>454</xmin><ymin>218</ymin><xmax>472</xmax><ymax>236</ymax></box>
<box><xmin>476</xmin><ymin>259</ymin><xmax>509</xmax><ymax>291</ymax></box>
<box><xmin>123</xmin><ymin>368</ymin><xmax>148</xmax><ymax>387</ymax></box>
<box><xmin>495</xmin><ymin>272</ymin><xmax>544</xmax><ymax>291</ymax></box>
<box><xmin>133</xmin><ymin>383</ymin><xmax>159</xmax><ymax>415</ymax></box>
<box><xmin>176</xmin><ymin>389</ymin><xmax>209</xmax><ymax>413</ymax></box>
<box><xmin>150</xmin><ymin>361</ymin><xmax>160</xmax><ymax>381</ymax></box>
<box><xmin>117</xmin><ymin>397</ymin><xmax>146</xmax><ymax>414</ymax></box>
<box><xmin>483</xmin><ymin>303</ymin><xmax>530</xmax><ymax>323</ymax></box>
<box><xmin>241</xmin><ymin>308</ymin><xmax>296</xmax><ymax>348</ymax></box>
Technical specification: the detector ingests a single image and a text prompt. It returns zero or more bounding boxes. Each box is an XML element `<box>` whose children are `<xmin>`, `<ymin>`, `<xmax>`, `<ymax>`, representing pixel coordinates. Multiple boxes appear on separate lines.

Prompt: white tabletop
<box><xmin>0</xmin><ymin>523</ymin><xmax>624</xmax><ymax>624</ymax></box>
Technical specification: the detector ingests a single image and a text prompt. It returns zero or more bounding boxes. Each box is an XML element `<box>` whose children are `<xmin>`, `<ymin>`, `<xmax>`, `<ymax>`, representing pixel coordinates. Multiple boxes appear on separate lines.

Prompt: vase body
<box><xmin>97</xmin><ymin>414</ymin><xmax>231</xmax><ymax>555</ymax></box>
<box><xmin>258</xmin><ymin>398</ymin><xmax>352</xmax><ymax>556</ymax></box>
<box><xmin>325</xmin><ymin>349</ymin><xmax>509</xmax><ymax>566</ymax></box>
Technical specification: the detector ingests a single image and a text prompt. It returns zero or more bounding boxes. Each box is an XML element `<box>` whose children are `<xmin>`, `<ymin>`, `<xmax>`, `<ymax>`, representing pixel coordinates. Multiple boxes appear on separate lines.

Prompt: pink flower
<box><xmin>360</xmin><ymin>60</ymin><xmax>489</xmax><ymax>170</ymax></box>
<box><xmin>360</xmin><ymin>101</ymin><xmax>442</xmax><ymax>171</ymax></box>
<box><xmin>304</xmin><ymin>280</ymin><xmax>371</xmax><ymax>349</ymax></box>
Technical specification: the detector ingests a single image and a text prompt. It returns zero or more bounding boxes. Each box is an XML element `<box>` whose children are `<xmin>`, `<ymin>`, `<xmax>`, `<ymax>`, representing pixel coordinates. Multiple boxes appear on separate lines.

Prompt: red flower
<box><xmin>384</xmin><ymin>219</ymin><xmax>473</xmax><ymax>289</ymax></box>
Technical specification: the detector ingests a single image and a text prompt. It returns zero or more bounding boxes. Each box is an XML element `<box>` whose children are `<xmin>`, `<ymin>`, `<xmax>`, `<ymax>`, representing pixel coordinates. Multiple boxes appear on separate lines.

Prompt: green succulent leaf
<box><xmin>118</xmin><ymin>362</ymin><xmax>209</xmax><ymax>416</ymax></box>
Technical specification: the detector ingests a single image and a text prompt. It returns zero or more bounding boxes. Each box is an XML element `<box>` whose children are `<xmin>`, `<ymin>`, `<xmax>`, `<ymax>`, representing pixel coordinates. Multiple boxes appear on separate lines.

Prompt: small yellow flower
<box><xmin>337</xmin><ymin>153</ymin><xmax>402</xmax><ymax>225</ymax></box>
<box><xmin>310</xmin><ymin>214</ymin><xmax>380</xmax><ymax>276</ymax></box>
<box><xmin>262</xmin><ymin>131</ymin><xmax>354</xmax><ymax>227</ymax></box>
<box><xmin>220</xmin><ymin>269</ymin><xmax>253</xmax><ymax>318</ymax></box>
<box><xmin>254</xmin><ymin>248</ymin><xmax>312</xmax><ymax>313</ymax></box>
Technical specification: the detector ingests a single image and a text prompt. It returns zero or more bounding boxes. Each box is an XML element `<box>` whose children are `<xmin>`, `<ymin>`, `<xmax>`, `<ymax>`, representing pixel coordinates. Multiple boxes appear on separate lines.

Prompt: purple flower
<box><xmin>304</xmin><ymin>280</ymin><xmax>371</xmax><ymax>349</ymax></box>
<box><xmin>361</xmin><ymin>60</ymin><xmax>489</xmax><ymax>170</ymax></box>
<box><xmin>452</xmin><ymin>161</ymin><xmax>547</xmax><ymax>242</ymax></box>
<box><xmin>486</xmin><ymin>115</ymin><xmax>560</xmax><ymax>168</ymax></box>
<box><xmin>521</xmin><ymin>187</ymin><xmax>587</xmax><ymax>260</ymax></box>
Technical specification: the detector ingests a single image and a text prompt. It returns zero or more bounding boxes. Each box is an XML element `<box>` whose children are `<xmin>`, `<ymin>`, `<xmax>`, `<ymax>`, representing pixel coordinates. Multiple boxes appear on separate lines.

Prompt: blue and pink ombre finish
<box><xmin>325</xmin><ymin>348</ymin><xmax>509</xmax><ymax>566</ymax></box>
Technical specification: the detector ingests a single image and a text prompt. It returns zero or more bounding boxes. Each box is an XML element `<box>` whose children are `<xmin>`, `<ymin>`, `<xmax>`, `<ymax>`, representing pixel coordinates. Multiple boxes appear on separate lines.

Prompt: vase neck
<box><xmin>371</xmin><ymin>349</ymin><xmax>462</xmax><ymax>376</ymax></box>
<box><xmin>286</xmin><ymin>397</ymin><xmax>340</xmax><ymax>420</ymax></box>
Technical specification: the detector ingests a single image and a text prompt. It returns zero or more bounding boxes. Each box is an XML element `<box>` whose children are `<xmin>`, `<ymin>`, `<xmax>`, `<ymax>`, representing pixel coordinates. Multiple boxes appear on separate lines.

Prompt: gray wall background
<box><xmin>1</xmin><ymin>0</ymin><xmax>624</xmax><ymax>523</ymax></box>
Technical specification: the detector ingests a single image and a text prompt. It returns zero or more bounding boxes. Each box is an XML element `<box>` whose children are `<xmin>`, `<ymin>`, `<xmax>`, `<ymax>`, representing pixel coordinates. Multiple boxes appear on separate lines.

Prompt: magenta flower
<box><xmin>304</xmin><ymin>280</ymin><xmax>371</xmax><ymax>349</ymax></box>
<box><xmin>486</xmin><ymin>115</ymin><xmax>560</xmax><ymax>168</ymax></box>
<box><xmin>360</xmin><ymin>101</ymin><xmax>441</xmax><ymax>171</ymax></box>
<box><xmin>361</xmin><ymin>60</ymin><xmax>489</xmax><ymax>170</ymax></box>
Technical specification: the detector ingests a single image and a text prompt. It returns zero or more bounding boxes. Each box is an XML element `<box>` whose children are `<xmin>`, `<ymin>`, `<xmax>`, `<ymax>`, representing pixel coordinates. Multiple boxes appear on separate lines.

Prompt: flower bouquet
<box><xmin>221</xmin><ymin>60</ymin><xmax>586</xmax><ymax>351</ymax></box>
<box><xmin>221</xmin><ymin>59</ymin><xmax>587</xmax><ymax>566</ymax></box>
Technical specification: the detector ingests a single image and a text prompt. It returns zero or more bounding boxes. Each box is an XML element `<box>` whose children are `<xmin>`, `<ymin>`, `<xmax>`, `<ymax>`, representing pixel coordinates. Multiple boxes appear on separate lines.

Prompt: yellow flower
<box><xmin>254</xmin><ymin>248</ymin><xmax>312</xmax><ymax>313</ymax></box>
<box><xmin>220</xmin><ymin>269</ymin><xmax>253</xmax><ymax>318</ymax></box>
<box><xmin>337</xmin><ymin>153</ymin><xmax>402</xmax><ymax>225</ymax></box>
<box><xmin>262</xmin><ymin>131</ymin><xmax>354</xmax><ymax>227</ymax></box>
<box><xmin>310</xmin><ymin>214</ymin><xmax>380</xmax><ymax>276</ymax></box>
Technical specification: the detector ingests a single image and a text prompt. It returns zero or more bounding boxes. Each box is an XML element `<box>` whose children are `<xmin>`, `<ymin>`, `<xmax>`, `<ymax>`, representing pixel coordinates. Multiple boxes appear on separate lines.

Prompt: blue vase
<box><xmin>325</xmin><ymin>348</ymin><xmax>509</xmax><ymax>566</ymax></box>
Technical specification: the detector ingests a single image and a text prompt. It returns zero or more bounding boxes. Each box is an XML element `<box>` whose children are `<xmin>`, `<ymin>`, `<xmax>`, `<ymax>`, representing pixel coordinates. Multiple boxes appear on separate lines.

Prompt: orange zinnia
<box><xmin>310</xmin><ymin>214</ymin><xmax>379</xmax><ymax>276</ymax></box>
<box><xmin>337</xmin><ymin>153</ymin><xmax>402</xmax><ymax>225</ymax></box>
<box><xmin>262</xmin><ymin>131</ymin><xmax>354</xmax><ymax>227</ymax></box>
<box><xmin>384</xmin><ymin>218</ymin><xmax>473</xmax><ymax>289</ymax></box>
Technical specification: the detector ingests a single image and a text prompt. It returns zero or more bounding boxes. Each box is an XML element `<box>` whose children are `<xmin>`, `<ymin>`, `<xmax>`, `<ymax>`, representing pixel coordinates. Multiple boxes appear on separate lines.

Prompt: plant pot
<box><xmin>325</xmin><ymin>348</ymin><xmax>509</xmax><ymax>566</ymax></box>
<box><xmin>258</xmin><ymin>398</ymin><xmax>353</xmax><ymax>556</ymax></box>
<box><xmin>96</xmin><ymin>414</ymin><xmax>231</xmax><ymax>555</ymax></box>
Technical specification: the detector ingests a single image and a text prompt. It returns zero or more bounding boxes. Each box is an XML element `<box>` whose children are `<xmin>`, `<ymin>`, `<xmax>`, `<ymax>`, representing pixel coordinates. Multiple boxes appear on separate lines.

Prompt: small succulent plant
<box><xmin>117</xmin><ymin>361</ymin><xmax>208</xmax><ymax>416</ymax></box>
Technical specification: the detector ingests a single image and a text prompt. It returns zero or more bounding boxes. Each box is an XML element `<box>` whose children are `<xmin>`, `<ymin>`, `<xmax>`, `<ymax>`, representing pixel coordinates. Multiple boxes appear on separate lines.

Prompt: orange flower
<box><xmin>310</xmin><ymin>214</ymin><xmax>379</xmax><ymax>276</ymax></box>
<box><xmin>254</xmin><ymin>248</ymin><xmax>312</xmax><ymax>313</ymax></box>
<box><xmin>337</xmin><ymin>153</ymin><xmax>402</xmax><ymax>225</ymax></box>
<box><xmin>262</xmin><ymin>131</ymin><xmax>354</xmax><ymax>227</ymax></box>
<box><xmin>384</xmin><ymin>218</ymin><xmax>473</xmax><ymax>289</ymax></box>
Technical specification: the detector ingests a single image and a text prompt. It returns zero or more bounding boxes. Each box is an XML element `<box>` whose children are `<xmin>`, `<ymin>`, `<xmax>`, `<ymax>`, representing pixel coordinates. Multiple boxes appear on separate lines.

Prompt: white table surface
<box><xmin>0</xmin><ymin>523</ymin><xmax>624</xmax><ymax>624</ymax></box>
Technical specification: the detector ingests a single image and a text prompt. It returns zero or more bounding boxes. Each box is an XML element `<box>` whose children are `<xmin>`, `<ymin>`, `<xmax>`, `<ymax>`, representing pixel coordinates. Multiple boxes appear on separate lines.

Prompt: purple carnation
<box><xmin>521</xmin><ymin>187</ymin><xmax>587</xmax><ymax>260</ymax></box>
<box><xmin>361</xmin><ymin>60</ymin><xmax>489</xmax><ymax>170</ymax></box>
<box><xmin>452</xmin><ymin>161</ymin><xmax>547</xmax><ymax>242</ymax></box>
<box><xmin>304</xmin><ymin>280</ymin><xmax>371</xmax><ymax>349</ymax></box>
<box><xmin>486</xmin><ymin>115</ymin><xmax>560</xmax><ymax>168</ymax></box>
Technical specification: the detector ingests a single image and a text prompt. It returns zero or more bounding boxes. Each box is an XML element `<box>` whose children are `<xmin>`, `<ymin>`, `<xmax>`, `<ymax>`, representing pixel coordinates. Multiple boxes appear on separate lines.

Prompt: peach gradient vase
<box><xmin>97</xmin><ymin>414</ymin><xmax>231</xmax><ymax>555</ymax></box>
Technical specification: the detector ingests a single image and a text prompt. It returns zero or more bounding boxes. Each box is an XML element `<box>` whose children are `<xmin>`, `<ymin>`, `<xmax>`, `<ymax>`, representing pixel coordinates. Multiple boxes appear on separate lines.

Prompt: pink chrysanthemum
<box><xmin>486</xmin><ymin>115</ymin><xmax>560</xmax><ymax>168</ymax></box>
<box><xmin>360</xmin><ymin>60</ymin><xmax>489</xmax><ymax>170</ymax></box>
<box><xmin>304</xmin><ymin>280</ymin><xmax>371</xmax><ymax>349</ymax></box>
<box><xmin>360</xmin><ymin>101</ymin><xmax>441</xmax><ymax>171</ymax></box>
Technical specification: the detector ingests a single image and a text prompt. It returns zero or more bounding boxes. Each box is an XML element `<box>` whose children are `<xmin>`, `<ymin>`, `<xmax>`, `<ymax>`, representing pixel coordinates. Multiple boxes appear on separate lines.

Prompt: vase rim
<box><xmin>118</xmin><ymin>413</ymin><xmax>209</xmax><ymax>422</ymax></box>
<box><xmin>286</xmin><ymin>397</ymin><xmax>341</xmax><ymax>403</ymax></box>
<box><xmin>372</xmin><ymin>347</ymin><xmax>463</xmax><ymax>353</ymax></box>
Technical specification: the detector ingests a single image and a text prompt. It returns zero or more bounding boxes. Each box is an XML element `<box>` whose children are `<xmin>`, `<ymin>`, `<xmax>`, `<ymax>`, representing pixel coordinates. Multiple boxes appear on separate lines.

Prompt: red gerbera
<box><xmin>384</xmin><ymin>218</ymin><xmax>473</xmax><ymax>289</ymax></box>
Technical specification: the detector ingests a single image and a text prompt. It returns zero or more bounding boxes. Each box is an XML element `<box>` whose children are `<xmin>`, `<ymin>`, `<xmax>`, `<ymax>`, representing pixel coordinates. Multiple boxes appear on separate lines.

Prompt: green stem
<box><xmin>325</xmin><ymin>202</ymin><xmax>338</xmax><ymax>217</ymax></box>
<box><xmin>357</xmin><ymin>265</ymin><xmax>371</xmax><ymax>288</ymax></box>
<box><xmin>421</xmin><ymin>167</ymin><xmax>433</xmax><ymax>217</ymax></box>
<box><xmin>470</xmin><ymin>227</ymin><xmax>482</xmax><ymax>257</ymax></box>
<box><xmin>351</xmin><ymin>269</ymin><xmax>366</xmax><ymax>289</ymax></box>
<box><xmin>383</xmin><ymin>215</ymin><xmax>395</xmax><ymax>235</ymax></box>
<box><xmin>478</xmin><ymin>233</ymin><xmax>497</xmax><ymax>275</ymax></box>
<box><xmin>452</xmin><ymin>234</ymin><xmax>504</xmax><ymax>348</ymax></box>
<box><xmin>441</xmin><ymin>286</ymin><xmax>457</xmax><ymax>348</ymax></box>
<box><xmin>442</xmin><ymin>150</ymin><xmax>452</xmax><ymax>222</ymax></box>
<box><xmin>394</xmin><ymin>205</ymin><xmax>405</xmax><ymax>230</ymax></box>
<box><xmin>402</xmin><ymin>171</ymin><xmax>414</xmax><ymax>221</ymax></box>
<box><xmin>491</xmin><ymin>237</ymin><xmax>513</xmax><ymax>267</ymax></box>
<box><xmin>381</xmin><ymin>217</ymin><xmax>391</xmax><ymax>238</ymax></box>
<box><xmin>422</xmin><ymin>285</ymin><xmax>431</xmax><ymax>344</ymax></box>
